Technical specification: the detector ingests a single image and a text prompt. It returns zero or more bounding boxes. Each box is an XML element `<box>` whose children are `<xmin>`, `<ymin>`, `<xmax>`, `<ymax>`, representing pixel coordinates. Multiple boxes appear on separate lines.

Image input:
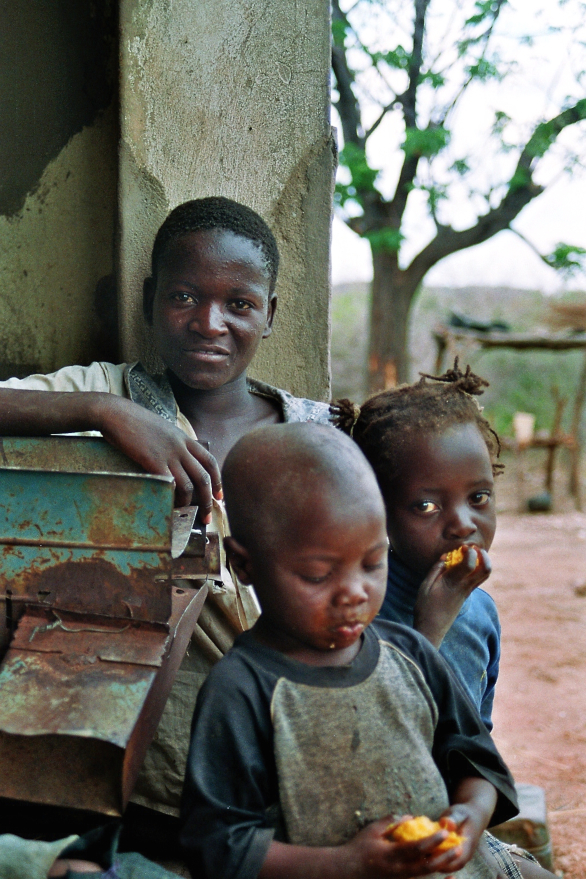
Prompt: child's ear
<box><xmin>224</xmin><ymin>536</ymin><xmax>254</xmax><ymax>584</ymax></box>
<box><xmin>143</xmin><ymin>277</ymin><xmax>155</xmax><ymax>325</ymax></box>
<box><xmin>262</xmin><ymin>294</ymin><xmax>277</xmax><ymax>339</ymax></box>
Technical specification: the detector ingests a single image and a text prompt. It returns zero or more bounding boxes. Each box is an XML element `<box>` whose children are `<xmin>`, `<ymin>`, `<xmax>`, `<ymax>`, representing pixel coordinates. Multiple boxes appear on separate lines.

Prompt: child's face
<box><xmin>147</xmin><ymin>228</ymin><xmax>276</xmax><ymax>391</ymax></box>
<box><xmin>241</xmin><ymin>490</ymin><xmax>388</xmax><ymax>664</ymax></box>
<box><xmin>385</xmin><ymin>422</ymin><xmax>496</xmax><ymax>576</ymax></box>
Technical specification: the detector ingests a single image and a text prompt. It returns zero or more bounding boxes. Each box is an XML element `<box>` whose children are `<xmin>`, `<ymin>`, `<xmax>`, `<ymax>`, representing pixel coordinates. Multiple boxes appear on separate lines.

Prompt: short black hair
<box><xmin>150</xmin><ymin>196</ymin><xmax>280</xmax><ymax>292</ymax></box>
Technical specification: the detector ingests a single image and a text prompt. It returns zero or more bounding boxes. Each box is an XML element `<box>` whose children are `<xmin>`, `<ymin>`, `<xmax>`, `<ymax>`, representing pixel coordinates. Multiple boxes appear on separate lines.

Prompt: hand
<box><xmin>434</xmin><ymin>804</ymin><xmax>485</xmax><ymax>872</ymax></box>
<box><xmin>437</xmin><ymin>778</ymin><xmax>499</xmax><ymax>877</ymax></box>
<box><xmin>342</xmin><ymin>814</ymin><xmax>469</xmax><ymax>878</ymax></box>
<box><xmin>96</xmin><ymin>396</ymin><xmax>222</xmax><ymax>519</ymax></box>
<box><xmin>413</xmin><ymin>546</ymin><xmax>491</xmax><ymax>648</ymax></box>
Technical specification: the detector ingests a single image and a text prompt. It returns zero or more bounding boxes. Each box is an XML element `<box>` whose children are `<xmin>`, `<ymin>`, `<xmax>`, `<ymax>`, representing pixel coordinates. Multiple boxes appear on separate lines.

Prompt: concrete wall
<box><xmin>119</xmin><ymin>0</ymin><xmax>334</xmax><ymax>400</ymax></box>
<box><xmin>1</xmin><ymin>0</ymin><xmax>333</xmax><ymax>399</ymax></box>
<box><xmin>0</xmin><ymin>0</ymin><xmax>119</xmax><ymax>378</ymax></box>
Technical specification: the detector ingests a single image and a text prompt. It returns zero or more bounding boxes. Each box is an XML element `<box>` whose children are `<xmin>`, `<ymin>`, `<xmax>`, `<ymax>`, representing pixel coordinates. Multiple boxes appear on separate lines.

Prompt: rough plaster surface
<box><xmin>119</xmin><ymin>0</ymin><xmax>334</xmax><ymax>400</ymax></box>
<box><xmin>0</xmin><ymin>108</ymin><xmax>118</xmax><ymax>376</ymax></box>
<box><xmin>0</xmin><ymin>0</ymin><xmax>117</xmax><ymax>217</ymax></box>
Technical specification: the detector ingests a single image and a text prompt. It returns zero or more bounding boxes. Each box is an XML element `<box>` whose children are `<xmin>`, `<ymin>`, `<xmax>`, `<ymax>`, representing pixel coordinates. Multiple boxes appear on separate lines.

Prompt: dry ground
<box><xmin>485</xmin><ymin>450</ymin><xmax>586</xmax><ymax>878</ymax></box>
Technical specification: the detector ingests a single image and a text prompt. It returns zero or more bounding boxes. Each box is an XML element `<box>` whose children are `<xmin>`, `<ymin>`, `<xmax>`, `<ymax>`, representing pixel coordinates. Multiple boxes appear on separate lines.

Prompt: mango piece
<box><xmin>444</xmin><ymin>545</ymin><xmax>480</xmax><ymax>570</ymax></box>
<box><xmin>385</xmin><ymin>816</ymin><xmax>465</xmax><ymax>853</ymax></box>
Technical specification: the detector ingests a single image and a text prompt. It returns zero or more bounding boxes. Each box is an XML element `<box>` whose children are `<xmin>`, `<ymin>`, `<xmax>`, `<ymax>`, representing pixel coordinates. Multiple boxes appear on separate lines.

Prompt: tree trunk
<box><xmin>367</xmin><ymin>250</ymin><xmax>417</xmax><ymax>392</ymax></box>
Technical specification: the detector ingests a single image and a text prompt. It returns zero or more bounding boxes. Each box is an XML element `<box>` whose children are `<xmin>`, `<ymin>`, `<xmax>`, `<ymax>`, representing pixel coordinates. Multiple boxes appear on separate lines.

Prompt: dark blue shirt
<box><xmin>378</xmin><ymin>552</ymin><xmax>501</xmax><ymax>730</ymax></box>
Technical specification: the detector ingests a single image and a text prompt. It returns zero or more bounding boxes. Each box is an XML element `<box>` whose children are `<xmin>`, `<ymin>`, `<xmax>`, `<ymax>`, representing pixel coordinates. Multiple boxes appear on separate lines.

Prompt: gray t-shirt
<box><xmin>181</xmin><ymin>621</ymin><xmax>518</xmax><ymax>879</ymax></box>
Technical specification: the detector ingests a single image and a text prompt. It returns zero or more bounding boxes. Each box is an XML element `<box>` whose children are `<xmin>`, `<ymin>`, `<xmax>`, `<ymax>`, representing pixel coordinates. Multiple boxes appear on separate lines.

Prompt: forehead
<box><xmin>157</xmin><ymin>228</ymin><xmax>271</xmax><ymax>283</ymax></box>
<box><xmin>393</xmin><ymin>423</ymin><xmax>493</xmax><ymax>489</ymax></box>
<box><xmin>274</xmin><ymin>477</ymin><xmax>387</xmax><ymax>549</ymax></box>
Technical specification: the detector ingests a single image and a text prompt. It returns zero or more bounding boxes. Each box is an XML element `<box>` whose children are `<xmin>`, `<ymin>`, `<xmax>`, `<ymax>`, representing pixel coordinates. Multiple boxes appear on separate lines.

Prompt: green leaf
<box><xmin>402</xmin><ymin>126</ymin><xmax>450</xmax><ymax>158</ymax></box>
<box><xmin>449</xmin><ymin>159</ymin><xmax>471</xmax><ymax>175</ymax></box>
<box><xmin>365</xmin><ymin>227</ymin><xmax>404</xmax><ymax>252</ymax></box>
<box><xmin>465</xmin><ymin>58</ymin><xmax>503</xmax><ymax>81</ymax></box>
<box><xmin>380</xmin><ymin>45</ymin><xmax>411</xmax><ymax>70</ymax></box>
<box><xmin>465</xmin><ymin>0</ymin><xmax>507</xmax><ymax>27</ymax></box>
<box><xmin>419</xmin><ymin>70</ymin><xmax>446</xmax><ymax>88</ymax></box>
<box><xmin>420</xmin><ymin>183</ymin><xmax>448</xmax><ymax>212</ymax></box>
<box><xmin>544</xmin><ymin>243</ymin><xmax>586</xmax><ymax>277</ymax></box>
<box><xmin>338</xmin><ymin>143</ymin><xmax>379</xmax><ymax>193</ymax></box>
<box><xmin>492</xmin><ymin>110</ymin><xmax>511</xmax><ymax>137</ymax></box>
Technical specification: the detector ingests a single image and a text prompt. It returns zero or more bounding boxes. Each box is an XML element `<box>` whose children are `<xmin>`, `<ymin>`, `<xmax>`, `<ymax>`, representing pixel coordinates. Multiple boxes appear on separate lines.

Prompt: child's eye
<box><xmin>300</xmin><ymin>571</ymin><xmax>331</xmax><ymax>584</ymax></box>
<box><xmin>363</xmin><ymin>560</ymin><xmax>386</xmax><ymax>573</ymax></box>
<box><xmin>230</xmin><ymin>299</ymin><xmax>253</xmax><ymax>311</ymax></box>
<box><xmin>414</xmin><ymin>500</ymin><xmax>440</xmax><ymax>514</ymax></box>
<box><xmin>170</xmin><ymin>292</ymin><xmax>196</xmax><ymax>305</ymax></box>
<box><xmin>470</xmin><ymin>490</ymin><xmax>491</xmax><ymax>506</ymax></box>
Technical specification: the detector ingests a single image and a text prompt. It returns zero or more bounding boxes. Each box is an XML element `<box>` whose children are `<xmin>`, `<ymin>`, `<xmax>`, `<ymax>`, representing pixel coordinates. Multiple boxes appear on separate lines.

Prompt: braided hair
<box><xmin>150</xmin><ymin>196</ymin><xmax>280</xmax><ymax>292</ymax></box>
<box><xmin>331</xmin><ymin>358</ymin><xmax>503</xmax><ymax>499</ymax></box>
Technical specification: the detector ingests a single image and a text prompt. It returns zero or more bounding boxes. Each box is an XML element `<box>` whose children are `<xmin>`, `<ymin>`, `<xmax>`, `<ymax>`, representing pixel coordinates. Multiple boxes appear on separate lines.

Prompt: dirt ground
<box><xmin>486</xmin><ymin>451</ymin><xmax>586</xmax><ymax>878</ymax></box>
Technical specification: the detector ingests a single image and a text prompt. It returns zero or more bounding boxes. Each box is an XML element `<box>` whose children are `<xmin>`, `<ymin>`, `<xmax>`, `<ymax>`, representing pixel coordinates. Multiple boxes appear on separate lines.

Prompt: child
<box><xmin>332</xmin><ymin>361</ymin><xmax>501</xmax><ymax>731</ymax></box>
<box><xmin>180</xmin><ymin>422</ymin><xmax>518</xmax><ymax>879</ymax></box>
<box><xmin>332</xmin><ymin>364</ymin><xmax>559</xmax><ymax>879</ymax></box>
<box><xmin>0</xmin><ymin>197</ymin><xmax>331</xmax><ymax>874</ymax></box>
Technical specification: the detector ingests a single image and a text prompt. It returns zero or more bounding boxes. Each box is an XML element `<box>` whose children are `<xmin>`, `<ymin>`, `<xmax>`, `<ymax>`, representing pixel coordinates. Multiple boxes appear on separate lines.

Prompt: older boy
<box><xmin>0</xmin><ymin>198</ymin><xmax>330</xmax><ymax>873</ymax></box>
<box><xmin>181</xmin><ymin>423</ymin><xmax>518</xmax><ymax>879</ymax></box>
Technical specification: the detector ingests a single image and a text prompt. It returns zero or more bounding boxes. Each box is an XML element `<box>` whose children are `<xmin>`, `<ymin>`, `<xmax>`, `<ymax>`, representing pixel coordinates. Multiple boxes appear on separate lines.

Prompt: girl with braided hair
<box><xmin>332</xmin><ymin>359</ymin><xmax>502</xmax><ymax>730</ymax></box>
<box><xmin>332</xmin><ymin>362</ymin><xmax>558</xmax><ymax>879</ymax></box>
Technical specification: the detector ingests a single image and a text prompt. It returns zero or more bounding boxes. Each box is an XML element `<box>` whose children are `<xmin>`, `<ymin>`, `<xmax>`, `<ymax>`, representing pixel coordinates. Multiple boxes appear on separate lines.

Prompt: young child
<box><xmin>180</xmin><ymin>422</ymin><xmax>518</xmax><ymax>879</ymax></box>
<box><xmin>332</xmin><ymin>361</ymin><xmax>501</xmax><ymax>731</ymax></box>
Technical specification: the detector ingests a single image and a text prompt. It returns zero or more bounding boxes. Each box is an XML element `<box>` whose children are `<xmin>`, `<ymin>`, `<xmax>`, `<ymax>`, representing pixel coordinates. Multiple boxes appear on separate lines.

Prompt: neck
<box><xmin>168</xmin><ymin>371</ymin><xmax>252</xmax><ymax>421</ymax></box>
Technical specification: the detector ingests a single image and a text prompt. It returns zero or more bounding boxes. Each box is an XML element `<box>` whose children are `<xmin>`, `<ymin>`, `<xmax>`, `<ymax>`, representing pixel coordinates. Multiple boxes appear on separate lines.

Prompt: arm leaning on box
<box><xmin>0</xmin><ymin>366</ymin><xmax>221</xmax><ymax>514</ymax></box>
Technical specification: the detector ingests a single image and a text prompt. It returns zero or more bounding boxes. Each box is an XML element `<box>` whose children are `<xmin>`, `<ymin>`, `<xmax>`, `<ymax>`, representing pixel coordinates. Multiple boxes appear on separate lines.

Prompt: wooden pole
<box><xmin>569</xmin><ymin>350</ymin><xmax>586</xmax><ymax>509</ymax></box>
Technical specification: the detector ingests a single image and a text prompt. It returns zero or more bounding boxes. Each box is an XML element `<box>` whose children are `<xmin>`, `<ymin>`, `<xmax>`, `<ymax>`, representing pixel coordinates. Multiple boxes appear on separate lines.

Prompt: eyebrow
<box><xmin>406</xmin><ymin>478</ymin><xmax>494</xmax><ymax>496</ymax></box>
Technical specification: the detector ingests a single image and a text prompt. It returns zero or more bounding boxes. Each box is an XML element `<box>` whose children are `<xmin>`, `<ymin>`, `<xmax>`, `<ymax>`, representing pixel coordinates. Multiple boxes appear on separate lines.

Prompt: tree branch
<box><xmin>405</xmin><ymin>98</ymin><xmax>586</xmax><ymax>283</ymax></box>
<box><xmin>385</xmin><ymin>0</ymin><xmax>431</xmax><ymax>226</ymax></box>
<box><xmin>331</xmin><ymin>0</ymin><xmax>364</xmax><ymax>149</ymax></box>
<box><xmin>509</xmin><ymin>227</ymin><xmax>554</xmax><ymax>268</ymax></box>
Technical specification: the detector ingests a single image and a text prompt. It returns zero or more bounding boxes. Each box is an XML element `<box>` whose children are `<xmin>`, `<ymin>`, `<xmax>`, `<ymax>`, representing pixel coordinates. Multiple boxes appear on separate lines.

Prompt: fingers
<box><xmin>185</xmin><ymin>440</ymin><xmax>223</xmax><ymax>500</ymax></box>
<box><xmin>474</xmin><ymin>548</ymin><xmax>491</xmax><ymax>578</ymax></box>
<box><xmin>385</xmin><ymin>833</ymin><xmax>463</xmax><ymax>875</ymax></box>
<box><xmin>440</xmin><ymin>807</ymin><xmax>468</xmax><ymax>829</ymax></box>
<box><xmin>178</xmin><ymin>442</ymin><xmax>222</xmax><ymax>520</ymax></box>
<box><xmin>442</xmin><ymin>545</ymin><xmax>491</xmax><ymax>592</ymax></box>
<box><xmin>419</xmin><ymin>560</ymin><xmax>448</xmax><ymax>595</ymax></box>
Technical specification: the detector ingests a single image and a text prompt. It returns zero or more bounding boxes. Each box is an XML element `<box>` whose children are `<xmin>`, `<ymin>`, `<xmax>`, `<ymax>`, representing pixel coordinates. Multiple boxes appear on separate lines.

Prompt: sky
<box><xmin>331</xmin><ymin>0</ymin><xmax>586</xmax><ymax>293</ymax></box>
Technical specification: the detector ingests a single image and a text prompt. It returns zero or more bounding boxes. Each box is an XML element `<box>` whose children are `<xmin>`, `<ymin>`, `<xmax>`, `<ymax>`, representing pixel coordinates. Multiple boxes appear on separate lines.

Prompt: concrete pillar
<box><xmin>118</xmin><ymin>0</ymin><xmax>334</xmax><ymax>400</ymax></box>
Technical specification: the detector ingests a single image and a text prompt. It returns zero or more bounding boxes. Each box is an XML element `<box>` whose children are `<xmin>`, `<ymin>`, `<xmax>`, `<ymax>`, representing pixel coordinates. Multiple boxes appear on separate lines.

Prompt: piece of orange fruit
<box><xmin>385</xmin><ymin>816</ymin><xmax>465</xmax><ymax>852</ymax></box>
<box><xmin>444</xmin><ymin>545</ymin><xmax>479</xmax><ymax>570</ymax></box>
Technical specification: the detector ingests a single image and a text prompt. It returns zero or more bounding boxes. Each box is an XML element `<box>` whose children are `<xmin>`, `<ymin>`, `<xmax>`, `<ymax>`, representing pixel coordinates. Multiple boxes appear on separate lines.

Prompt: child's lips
<box><xmin>184</xmin><ymin>346</ymin><xmax>231</xmax><ymax>362</ymax></box>
<box><xmin>331</xmin><ymin>618</ymin><xmax>368</xmax><ymax>639</ymax></box>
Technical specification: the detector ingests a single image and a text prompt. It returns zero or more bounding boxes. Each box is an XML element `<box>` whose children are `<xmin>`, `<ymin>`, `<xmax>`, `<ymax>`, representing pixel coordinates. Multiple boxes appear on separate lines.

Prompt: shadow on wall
<box><xmin>0</xmin><ymin>0</ymin><xmax>117</xmax><ymax>217</ymax></box>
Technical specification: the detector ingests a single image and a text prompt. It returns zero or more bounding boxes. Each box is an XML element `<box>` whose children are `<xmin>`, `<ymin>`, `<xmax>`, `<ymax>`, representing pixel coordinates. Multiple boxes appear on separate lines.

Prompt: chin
<box><xmin>171</xmin><ymin>368</ymin><xmax>235</xmax><ymax>391</ymax></box>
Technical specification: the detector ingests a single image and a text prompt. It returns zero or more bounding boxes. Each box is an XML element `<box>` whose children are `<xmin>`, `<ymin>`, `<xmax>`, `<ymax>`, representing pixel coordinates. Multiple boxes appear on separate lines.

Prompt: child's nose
<box><xmin>189</xmin><ymin>302</ymin><xmax>227</xmax><ymax>336</ymax></box>
<box><xmin>336</xmin><ymin>574</ymin><xmax>369</xmax><ymax>605</ymax></box>
<box><xmin>445</xmin><ymin>505</ymin><xmax>476</xmax><ymax>539</ymax></box>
